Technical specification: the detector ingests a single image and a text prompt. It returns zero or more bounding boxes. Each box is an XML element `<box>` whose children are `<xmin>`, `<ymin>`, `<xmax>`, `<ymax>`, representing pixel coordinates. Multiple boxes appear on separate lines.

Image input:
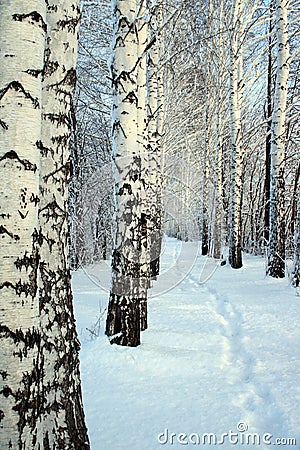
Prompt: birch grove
<box><xmin>68</xmin><ymin>0</ymin><xmax>300</xmax><ymax>336</ymax></box>
<box><xmin>1</xmin><ymin>0</ymin><xmax>299</xmax><ymax>444</ymax></box>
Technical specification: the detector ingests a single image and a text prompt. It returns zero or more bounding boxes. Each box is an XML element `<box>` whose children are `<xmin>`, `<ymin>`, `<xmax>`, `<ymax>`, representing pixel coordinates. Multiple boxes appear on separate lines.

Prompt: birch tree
<box><xmin>0</xmin><ymin>2</ymin><xmax>46</xmax><ymax>446</ymax></box>
<box><xmin>70</xmin><ymin>0</ymin><xmax>113</xmax><ymax>268</ymax></box>
<box><xmin>210</xmin><ymin>0</ymin><xmax>228</xmax><ymax>260</ymax></box>
<box><xmin>146</xmin><ymin>0</ymin><xmax>164</xmax><ymax>280</ymax></box>
<box><xmin>105</xmin><ymin>0</ymin><xmax>148</xmax><ymax>346</ymax></box>
<box><xmin>291</xmin><ymin>195</ymin><xmax>300</xmax><ymax>291</ymax></box>
<box><xmin>267</xmin><ymin>0</ymin><xmax>290</xmax><ymax>278</ymax></box>
<box><xmin>37</xmin><ymin>1</ymin><xmax>90</xmax><ymax>447</ymax></box>
<box><xmin>228</xmin><ymin>0</ymin><xmax>244</xmax><ymax>269</ymax></box>
<box><xmin>0</xmin><ymin>1</ymin><xmax>89</xmax><ymax>447</ymax></box>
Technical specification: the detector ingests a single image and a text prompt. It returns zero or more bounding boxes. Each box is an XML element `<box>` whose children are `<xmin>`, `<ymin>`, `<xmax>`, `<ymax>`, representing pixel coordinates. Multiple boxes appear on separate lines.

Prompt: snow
<box><xmin>72</xmin><ymin>237</ymin><xmax>300</xmax><ymax>450</ymax></box>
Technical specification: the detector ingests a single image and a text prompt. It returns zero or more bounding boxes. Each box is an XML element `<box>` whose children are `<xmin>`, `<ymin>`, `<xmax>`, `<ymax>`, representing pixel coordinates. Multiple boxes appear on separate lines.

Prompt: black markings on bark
<box><xmin>112</xmin><ymin>120</ymin><xmax>127</xmax><ymax>138</ymax></box>
<box><xmin>30</xmin><ymin>192</ymin><xmax>40</xmax><ymax>206</ymax></box>
<box><xmin>0</xmin><ymin>119</ymin><xmax>8</xmax><ymax>130</ymax></box>
<box><xmin>0</xmin><ymin>150</ymin><xmax>37</xmax><ymax>172</ymax></box>
<box><xmin>0</xmin><ymin>225</ymin><xmax>20</xmax><ymax>241</ymax></box>
<box><xmin>0</xmin><ymin>249</ymin><xmax>39</xmax><ymax>298</ymax></box>
<box><xmin>118</xmin><ymin>183</ymin><xmax>132</xmax><ymax>195</ymax></box>
<box><xmin>24</xmin><ymin>69</ymin><xmax>42</xmax><ymax>78</ymax></box>
<box><xmin>106</xmin><ymin>294</ymin><xmax>141</xmax><ymax>347</ymax></box>
<box><xmin>60</xmin><ymin>68</ymin><xmax>76</xmax><ymax>87</ymax></box>
<box><xmin>2</xmin><ymin>280</ymin><xmax>32</xmax><ymax>298</ymax></box>
<box><xmin>12</xmin><ymin>11</ymin><xmax>47</xmax><ymax>33</ymax></box>
<box><xmin>43</xmin><ymin>58</ymin><xmax>59</xmax><ymax>80</ymax></box>
<box><xmin>0</xmin><ymin>371</ymin><xmax>8</xmax><ymax>380</ymax></box>
<box><xmin>46</xmin><ymin>69</ymin><xmax>76</xmax><ymax>104</ymax></box>
<box><xmin>51</xmin><ymin>132</ymin><xmax>71</xmax><ymax>149</ymax></box>
<box><xmin>45</xmin><ymin>0</ymin><xmax>58</xmax><ymax>13</ymax></box>
<box><xmin>37</xmin><ymin>255</ymin><xmax>90</xmax><ymax>448</ymax></box>
<box><xmin>0</xmin><ymin>81</ymin><xmax>40</xmax><ymax>109</ymax></box>
<box><xmin>0</xmin><ymin>281</ymin><xmax>15</xmax><ymax>291</ymax></box>
<box><xmin>36</xmin><ymin>139</ymin><xmax>53</xmax><ymax>158</ymax></box>
<box><xmin>33</xmin><ymin>228</ymin><xmax>55</xmax><ymax>252</ymax></box>
<box><xmin>1</xmin><ymin>386</ymin><xmax>13</xmax><ymax>398</ymax></box>
<box><xmin>43</xmin><ymin>162</ymin><xmax>71</xmax><ymax>184</ymax></box>
<box><xmin>15</xmin><ymin>252</ymin><xmax>37</xmax><ymax>272</ymax></box>
<box><xmin>43</xmin><ymin>112</ymin><xmax>71</xmax><ymax>127</ymax></box>
<box><xmin>123</xmin><ymin>90</ymin><xmax>138</xmax><ymax>106</ymax></box>
<box><xmin>113</xmin><ymin>70</ymin><xmax>136</xmax><ymax>90</ymax></box>
<box><xmin>18</xmin><ymin>210</ymin><xmax>29</xmax><ymax>220</ymax></box>
<box><xmin>57</xmin><ymin>16</ymin><xmax>80</xmax><ymax>33</ymax></box>
<box><xmin>0</xmin><ymin>325</ymin><xmax>40</xmax><ymax>351</ymax></box>
<box><xmin>43</xmin><ymin>432</ymin><xmax>50</xmax><ymax>450</ymax></box>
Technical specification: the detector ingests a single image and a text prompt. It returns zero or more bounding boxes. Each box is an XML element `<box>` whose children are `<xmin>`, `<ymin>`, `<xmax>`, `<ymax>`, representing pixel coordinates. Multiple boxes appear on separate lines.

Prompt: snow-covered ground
<box><xmin>72</xmin><ymin>237</ymin><xmax>300</xmax><ymax>450</ymax></box>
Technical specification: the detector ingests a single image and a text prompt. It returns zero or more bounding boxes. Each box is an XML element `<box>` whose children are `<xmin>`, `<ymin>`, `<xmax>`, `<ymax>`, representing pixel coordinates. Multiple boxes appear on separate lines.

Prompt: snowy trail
<box><xmin>73</xmin><ymin>238</ymin><xmax>300</xmax><ymax>450</ymax></box>
<box><xmin>187</xmin><ymin>269</ymin><xmax>292</xmax><ymax>447</ymax></box>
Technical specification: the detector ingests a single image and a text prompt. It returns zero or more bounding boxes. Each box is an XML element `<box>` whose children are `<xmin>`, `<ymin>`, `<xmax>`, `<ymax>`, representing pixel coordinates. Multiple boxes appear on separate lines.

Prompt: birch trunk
<box><xmin>212</xmin><ymin>98</ymin><xmax>224</xmax><ymax>259</ymax></box>
<box><xmin>105</xmin><ymin>0</ymin><xmax>146</xmax><ymax>347</ymax></box>
<box><xmin>211</xmin><ymin>2</ymin><xmax>225</xmax><ymax>260</ymax></box>
<box><xmin>202</xmin><ymin>104</ymin><xmax>210</xmax><ymax>256</ymax></box>
<box><xmin>146</xmin><ymin>0</ymin><xmax>163</xmax><ymax>280</ymax></box>
<box><xmin>0</xmin><ymin>1</ymin><xmax>45</xmax><ymax>447</ymax></box>
<box><xmin>267</xmin><ymin>0</ymin><xmax>289</xmax><ymax>278</ymax></box>
<box><xmin>37</xmin><ymin>1</ymin><xmax>90</xmax><ymax>447</ymax></box>
<box><xmin>264</xmin><ymin>2</ymin><xmax>274</xmax><ymax>245</ymax></box>
<box><xmin>291</xmin><ymin>195</ymin><xmax>300</xmax><ymax>291</ymax></box>
<box><xmin>229</xmin><ymin>0</ymin><xmax>243</xmax><ymax>269</ymax></box>
<box><xmin>137</xmin><ymin>0</ymin><xmax>150</xmax><ymax>331</ymax></box>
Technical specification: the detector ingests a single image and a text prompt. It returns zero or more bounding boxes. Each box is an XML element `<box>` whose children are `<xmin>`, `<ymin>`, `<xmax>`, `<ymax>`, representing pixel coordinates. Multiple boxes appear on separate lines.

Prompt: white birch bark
<box><xmin>229</xmin><ymin>0</ymin><xmax>243</xmax><ymax>269</ymax></box>
<box><xmin>267</xmin><ymin>0</ymin><xmax>289</xmax><ymax>278</ymax></box>
<box><xmin>292</xmin><ymin>195</ymin><xmax>300</xmax><ymax>292</ymax></box>
<box><xmin>36</xmin><ymin>1</ymin><xmax>90</xmax><ymax>447</ymax></box>
<box><xmin>0</xmin><ymin>1</ymin><xmax>46</xmax><ymax>447</ymax></box>
<box><xmin>137</xmin><ymin>0</ymin><xmax>150</xmax><ymax>331</ymax></box>
<box><xmin>202</xmin><ymin>97</ymin><xmax>210</xmax><ymax>256</ymax></box>
<box><xmin>146</xmin><ymin>0</ymin><xmax>163</xmax><ymax>279</ymax></box>
<box><xmin>212</xmin><ymin>97</ymin><xmax>224</xmax><ymax>259</ymax></box>
<box><xmin>106</xmin><ymin>0</ymin><xmax>146</xmax><ymax>346</ymax></box>
<box><xmin>211</xmin><ymin>1</ymin><xmax>225</xmax><ymax>260</ymax></box>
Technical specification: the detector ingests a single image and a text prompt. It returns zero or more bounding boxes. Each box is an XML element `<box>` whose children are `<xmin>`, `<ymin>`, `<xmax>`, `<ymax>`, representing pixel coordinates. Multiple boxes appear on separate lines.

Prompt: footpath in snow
<box><xmin>72</xmin><ymin>237</ymin><xmax>300</xmax><ymax>450</ymax></box>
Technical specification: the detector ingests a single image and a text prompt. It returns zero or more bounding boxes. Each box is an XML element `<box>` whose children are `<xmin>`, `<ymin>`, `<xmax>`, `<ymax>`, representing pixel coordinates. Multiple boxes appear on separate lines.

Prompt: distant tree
<box><xmin>70</xmin><ymin>0</ymin><xmax>113</xmax><ymax>268</ymax></box>
<box><xmin>146</xmin><ymin>0</ymin><xmax>164</xmax><ymax>280</ymax></box>
<box><xmin>228</xmin><ymin>0</ymin><xmax>244</xmax><ymax>269</ymax></box>
<box><xmin>267</xmin><ymin>0</ymin><xmax>290</xmax><ymax>278</ymax></box>
<box><xmin>291</xmin><ymin>195</ymin><xmax>300</xmax><ymax>291</ymax></box>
